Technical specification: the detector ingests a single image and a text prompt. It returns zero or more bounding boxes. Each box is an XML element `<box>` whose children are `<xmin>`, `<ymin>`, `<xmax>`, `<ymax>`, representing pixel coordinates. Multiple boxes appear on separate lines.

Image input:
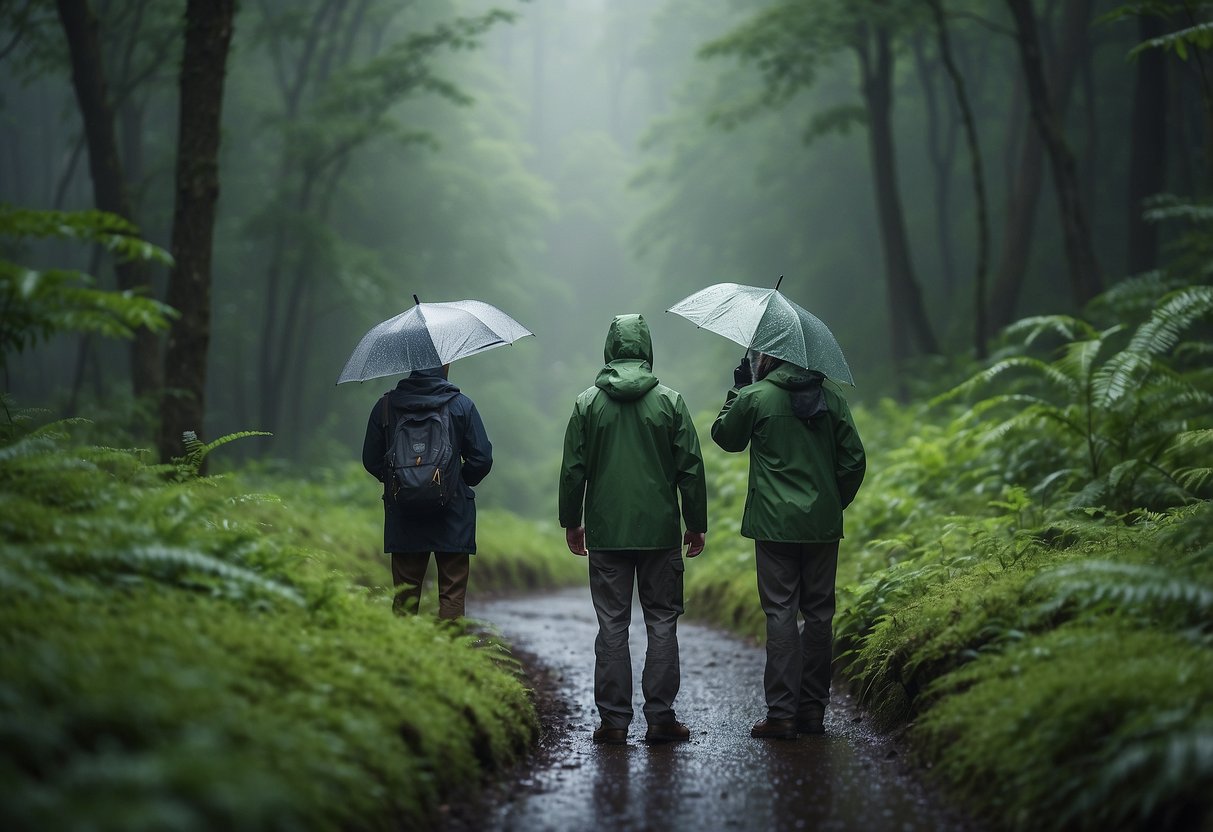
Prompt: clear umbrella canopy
<box><xmin>337</xmin><ymin>299</ymin><xmax>534</xmax><ymax>384</ymax></box>
<box><xmin>667</xmin><ymin>282</ymin><xmax>854</xmax><ymax>385</ymax></box>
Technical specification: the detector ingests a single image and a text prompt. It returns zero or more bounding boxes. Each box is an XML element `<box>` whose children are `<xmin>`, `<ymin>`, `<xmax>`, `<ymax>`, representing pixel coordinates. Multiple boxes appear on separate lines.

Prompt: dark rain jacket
<box><xmin>559</xmin><ymin>314</ymin><xmax>708</xmax><ymax>550</ymax></box>
<box><xmin>362</xmin><ymin>368</ymin><xmax>493</xmax><ymax>554</ymax></box>
<box><xmin>711</xmin><ymin>360</ymin><xmax>865</xmax><ymax>543</ymax></box>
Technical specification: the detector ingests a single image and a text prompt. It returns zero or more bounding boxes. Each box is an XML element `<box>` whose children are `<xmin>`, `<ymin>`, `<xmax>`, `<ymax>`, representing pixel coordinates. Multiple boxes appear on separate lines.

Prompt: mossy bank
<box><xmin>0</xmin><ymin>419</ymin><xmax>579</xmax><ymax>830</ymax></box>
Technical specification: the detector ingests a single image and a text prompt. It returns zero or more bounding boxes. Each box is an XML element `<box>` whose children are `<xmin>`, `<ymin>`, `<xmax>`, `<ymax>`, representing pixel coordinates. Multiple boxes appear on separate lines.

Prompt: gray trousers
<box><xmin>754</xmin><ymin>539</ymin><xmax>840</xmax><ymax>721</ymax></box>
<box><xmin>588</xmin><ymin>547</ymin><xmax>684</xmax><ymax>729</ymax></box>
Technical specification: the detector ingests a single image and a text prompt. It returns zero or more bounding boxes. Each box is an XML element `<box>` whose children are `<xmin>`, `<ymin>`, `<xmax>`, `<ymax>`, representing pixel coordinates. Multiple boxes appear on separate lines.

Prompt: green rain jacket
<box><xmin>711</xmin><ymin>360</ymin><xmax>866</xmax><ymax>543</ymax></box>
<box><xmin>559</xmin><ymin>314</ymin><xmax>708</xmax><ymax>550</ymax></box>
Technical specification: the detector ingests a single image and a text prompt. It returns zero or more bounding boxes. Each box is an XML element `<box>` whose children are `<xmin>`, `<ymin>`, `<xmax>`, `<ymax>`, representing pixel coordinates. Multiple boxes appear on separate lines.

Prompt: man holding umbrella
<box><xmin>343</xmin><ymin>297</ymin><xmax>533</xmax><ymax>619</ymax></box>
<box><xmin>668</xmin><ymin>281</ymin><xmax>866</xmax><ymax>738</ymax></box>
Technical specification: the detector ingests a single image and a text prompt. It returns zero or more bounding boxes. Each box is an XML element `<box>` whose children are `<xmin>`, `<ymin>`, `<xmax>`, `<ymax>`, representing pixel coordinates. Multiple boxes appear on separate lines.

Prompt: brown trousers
<box><xmin>390</xmin><ymin>552</ymin><xmax>470</xmax><ymax>619</ymax></box>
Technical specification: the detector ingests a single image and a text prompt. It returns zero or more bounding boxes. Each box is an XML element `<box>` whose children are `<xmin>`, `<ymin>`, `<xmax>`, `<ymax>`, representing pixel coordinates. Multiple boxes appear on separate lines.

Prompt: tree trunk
<box><xmin>929</xmin><ymin>0</ymin><xmax>992</xmax><ymax>360</ymax></box>
<box><xmin>1005</xmin><ymin>0</ymin><xmax>1102</xmax><ymax>308</ymax></box>
<box><xmin>157</xmin><ymin>0</ymin><xmax>236</xmax><ymax>462</ymax></box>
<box><xmin>55</xmin><ymin>0</ymin><xmax>161</xmax><ymax>399</ymax></box>
<box><xmin>857</xmin><ymin>25</ymin><xmax>939</xmax><ymax>365</ymax></box>
<box><xmin>988</xmin><ymin>0</ymin><xmax>1093</xmax><ymax>331</ymax></box>
<box><xmin>912</xmin><ymin>33</ymin><xmax>959</xmax><ymax>299</ymax></box>
<box><xmin>1126</xmin><ymin>13</ymin><xmax>1168</xmax><ymax>274</ymax></box>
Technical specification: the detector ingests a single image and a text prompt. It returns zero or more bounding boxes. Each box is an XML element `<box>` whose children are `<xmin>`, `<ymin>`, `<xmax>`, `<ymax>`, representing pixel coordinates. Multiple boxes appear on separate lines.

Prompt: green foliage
<box><xmin>684</xmin><ymin>281</ymin><xmax>1213</xmax><ymax>830</ymax></box>
<box><xmin>172</xmin><ymin>429</ymin><xmax>273</xmax><ymax>480</ymax></box>
<box><xmin>0</xmin><ymin>207</ymin><xmax>175</xmax><ymax>372</ymax></box>
<box><xmin>0</xmin><ymin>416</ymin><xmax>553</xmax><ymax>829</ymax></box>
<box><xmin>933</xmin><ymin>285</ymin><xmax>1213</xmax><ymax>511</ymax></box>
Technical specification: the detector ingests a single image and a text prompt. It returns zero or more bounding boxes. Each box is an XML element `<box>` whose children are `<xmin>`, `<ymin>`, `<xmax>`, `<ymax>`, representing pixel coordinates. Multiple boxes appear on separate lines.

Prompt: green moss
<box><xmin>0</xmin><ymin>425</ymin><xmax>552</xmax><ymax>830</ymax></box>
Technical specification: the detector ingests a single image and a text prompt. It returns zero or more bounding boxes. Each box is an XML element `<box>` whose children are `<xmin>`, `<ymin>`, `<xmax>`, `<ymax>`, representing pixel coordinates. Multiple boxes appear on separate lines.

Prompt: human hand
<box><xmin>566</xmin><ymin>526</ymin><xmax>588</xmax><ymax>557</ymax></box>
<box><xmin>683</xmin><ymin>530</ymin><xmax>705</xmax><ymax>558</ymax></box>
<box><xmin>733</xmin><ymin>357</ymin><xmax>752</xmax><ymax>388</ymax></box>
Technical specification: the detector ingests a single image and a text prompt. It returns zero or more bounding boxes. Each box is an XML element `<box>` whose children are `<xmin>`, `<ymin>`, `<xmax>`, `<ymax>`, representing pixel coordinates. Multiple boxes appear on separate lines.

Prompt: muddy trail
<box><xmin>449</xmin><ymin>586</ymin><xmax>974</xmax><ymax>832</ymax></box>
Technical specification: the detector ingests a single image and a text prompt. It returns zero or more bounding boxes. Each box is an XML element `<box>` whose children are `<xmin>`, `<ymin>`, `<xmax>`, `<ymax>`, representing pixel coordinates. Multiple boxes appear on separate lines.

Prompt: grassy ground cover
<box><xmin>0</xmin><ymin>417</ymin><xmax>577</xmax><ymax>830</ymax></box>
<box><xmin>685</xmin><ymin>391</ymin><xmax>1213</xmax><ymax>831</ymax></box>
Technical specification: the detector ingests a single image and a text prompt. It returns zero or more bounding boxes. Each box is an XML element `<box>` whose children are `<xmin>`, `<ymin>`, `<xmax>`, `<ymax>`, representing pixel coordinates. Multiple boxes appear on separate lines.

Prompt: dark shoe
<box><xmin>644</xmin><ymin>721</ymin><xmax>691</xmax><ymax>744</ymax></box>
<box><xmin>592</xmin><ymin>725</ymin><xmax>628</xmax><ymax>745</ymax></box>
<box><xmin>750</xmin><ymin>718</ymin><xmax>798</xmax><ymax>740</ymax></box>
<box><xmin>797</xmin><ymin>704</ymin><xmax>825</xmax><ymax>735</ymax></box>
<box><xmin>797</xmin><ymin>716</ymin><xmax>825</xmax><ymax>735</ymax></box>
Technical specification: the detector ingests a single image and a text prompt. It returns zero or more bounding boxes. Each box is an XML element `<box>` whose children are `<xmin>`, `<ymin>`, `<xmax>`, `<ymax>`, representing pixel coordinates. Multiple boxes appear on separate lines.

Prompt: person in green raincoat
<box><xmin>712</xmin><ymin>351</ymin><xmax>866</xmax><ymax>740</ymax></box>
<box><xmin>559</xmin><ymin>314</ymin><xmax>708</xmax><ymax>745</ymax></box>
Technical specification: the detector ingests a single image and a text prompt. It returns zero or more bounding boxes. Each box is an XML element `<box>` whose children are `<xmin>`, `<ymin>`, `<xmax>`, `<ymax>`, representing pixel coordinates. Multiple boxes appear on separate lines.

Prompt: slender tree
<box><xmin>927</xmin><ymin>0</ymin><xmax>993</xmax><ymax>358</ymax></box>
<box><xmin>54</xmin><ymin>0</ymin><xmax>161</xmax><ymax>398</ymax></box>
<box><xmin>1005</xmin><ymin>0</ymin><xmax>1103</xmax><ymax>307</ymax></box>
<box><xmin>989</xmin><ymin>0</ymin><xmax>1094</xmax><ymax>331</ymax></box>
<box><xmin>1127</xmin><ymin>11</ymin><xmax>1170</xmax><ymax>274</ymax></box>
<box><xmin>157</xmin><ymin>0</ymin><xmax>236</xmax><ymax>462</ymax></box>
<box><xmin>701</xmin><ymin>1</ymin><xmax>939</xmax><ymax>367</ymax></box>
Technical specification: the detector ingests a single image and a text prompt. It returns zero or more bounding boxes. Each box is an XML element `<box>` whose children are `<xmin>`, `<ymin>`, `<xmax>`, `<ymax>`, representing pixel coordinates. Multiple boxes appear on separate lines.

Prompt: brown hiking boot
<box><xmin>592</xmin><ymin>725</ymin><xmax>628</xmax><ymax>745</ymax></box>
<box><xmin>644</xmin><ymin>721</ymin><xmax>691</xmax><ymax>744</ymax></box>
<box><xmin>750</xmin><ymin>718</ymin><xmax>798</xmax><ymax>740</ymax></box>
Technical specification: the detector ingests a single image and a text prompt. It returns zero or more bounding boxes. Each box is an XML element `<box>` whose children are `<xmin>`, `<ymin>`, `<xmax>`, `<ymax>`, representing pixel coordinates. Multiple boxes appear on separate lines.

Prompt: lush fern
<box><xmin>1030</xmin><ymin>559</ymin><xmax>1213</xmax><ymax>633</ymax></box>
<box><xmin>173</xmin><ymin>429</ymin><xmax>273</xmax><ymax>480</ymax></box>
<box><xmin>0</xmin><ymin>207</ymin><xmax>175</xmax><ymax>372</ymax></box>
<box><xmin>935</xmin><ymin>287</ymin><xmax>1213</xmax><ymax>511</ymax></box>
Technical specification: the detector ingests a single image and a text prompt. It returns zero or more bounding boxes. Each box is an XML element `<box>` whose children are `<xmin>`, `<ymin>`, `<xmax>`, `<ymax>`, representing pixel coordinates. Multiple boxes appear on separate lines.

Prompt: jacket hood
<box><xmin>763</xmin><ymin>360</ymin><xmax>824</xmax><ymax>391</ymax></box>
<box><xmin>390</xmin><ymin>369</ymin><xmax>461</xmax><ymax>410</ymax></box>
<box><xmin>597</xmin><ymin>315</ymin><xmax>658</xmax><ymax>402</ymax></box>
<box><xmin>603</xmin><ymin>314</ymin><xmax>654</xmax><ymax>366</ymax></box>
<box><xmin>763</xmin><ymin>360</ymin><xmax>829</xmax><ymax>421</ymax></box>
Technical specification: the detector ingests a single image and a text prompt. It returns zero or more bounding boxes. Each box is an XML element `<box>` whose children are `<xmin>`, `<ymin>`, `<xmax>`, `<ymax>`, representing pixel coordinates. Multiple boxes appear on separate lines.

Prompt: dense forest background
<box><xmin>2</xmin><ymin>0</ymin><xmax>1209</xmax><ymax>517</ymax></box>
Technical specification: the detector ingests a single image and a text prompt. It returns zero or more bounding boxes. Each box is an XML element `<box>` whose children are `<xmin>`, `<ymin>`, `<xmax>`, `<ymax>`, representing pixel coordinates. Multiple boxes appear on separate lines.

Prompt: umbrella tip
<box><xmin>774</xmin><ymin>275</ymin><xmax>784</xmax><ymax>291</ymax></box>
<box><xmin>412</xmin><ymin>294</ymin><xmax>421</xmax><ymax>305</ymax></box>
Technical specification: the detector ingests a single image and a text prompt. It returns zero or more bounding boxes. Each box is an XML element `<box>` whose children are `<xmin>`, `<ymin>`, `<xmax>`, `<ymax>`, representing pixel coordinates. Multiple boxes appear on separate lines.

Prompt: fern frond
<box><xmin>1056</xmin><ymin>721</ymin><xmax>1213</xmax><ymax>831</ymax></box>
<box><xmin>932</xmin><ymin>357</ymin><xmax>1078</xmax><ymax>406</ymax></box>
<box><xmin>41</xmin><ymin>543</ymin><xmax>305</xmax><ymax>606</ymax></box>
<box><xmin>1001</xmin><ymin>314</ymin><xmax>1099</xmax><ymax>346</ymax></box>
<box><xmin>1130</xmin><ymin>20</ymin><xmax>1213</xmax><ymax>61</ymax></box>
<box><xmin>1056</xmin><ymin>334</ymin><xmax>1115</xmax><ymax>386</ymax></box>
<box><xmin>1032</xmin><ymin>560</ymin><xmax>1213</xmax><ymax>622</ymax></box>
<box><xmin>1127</xmin><ymin>285</ymin><xmax>1213</xmax><ymax>360</ymax></box>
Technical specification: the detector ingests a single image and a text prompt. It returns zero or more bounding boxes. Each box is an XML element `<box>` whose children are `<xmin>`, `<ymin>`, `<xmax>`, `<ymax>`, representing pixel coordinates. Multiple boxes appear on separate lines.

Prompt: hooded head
<box><xmin>595</xmin><ymin>314</ymin><xmax>659</xmax><ymax>402</ymax></box>
<box><xmin>603</xmin><ymin>313</ymin><xmax>654</xmax><ymax>366</ymax></box>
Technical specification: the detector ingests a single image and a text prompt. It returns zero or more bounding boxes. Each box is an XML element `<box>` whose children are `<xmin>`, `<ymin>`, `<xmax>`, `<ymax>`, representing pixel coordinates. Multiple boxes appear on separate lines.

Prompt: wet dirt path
<box><xmin>460</xmin><ymin>586</ymin><xmax>973</xmax><ymax>832</ymax></box>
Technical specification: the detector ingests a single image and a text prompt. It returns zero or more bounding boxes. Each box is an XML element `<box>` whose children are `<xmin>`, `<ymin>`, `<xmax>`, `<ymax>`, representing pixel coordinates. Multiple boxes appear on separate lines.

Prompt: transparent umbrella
<box><xmin>336</xmin><ymin>296</ymin><xmax>534</xmax><ymax>384</ymax></box>
<box><xmin>666</xmin><ymin>280</ymin><xmax>855</xmax><ymax>385</ymax></box>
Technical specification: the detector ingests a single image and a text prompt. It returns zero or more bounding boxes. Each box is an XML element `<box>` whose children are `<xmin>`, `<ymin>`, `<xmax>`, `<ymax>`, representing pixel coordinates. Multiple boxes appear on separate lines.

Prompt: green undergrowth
<box><xmin>230</xmin><ymin>463</ymin><xmax>582</xmax><ymax>602</ymax></box>
<box><xmin>0</xmin><ymin>416</ymin><xmax>571</xmax><ymax>830</ymax></box>
<box><xmin>687</xmin><ymin>403</ymin><xmax>1213</xmax><ymax>832</ymax></box>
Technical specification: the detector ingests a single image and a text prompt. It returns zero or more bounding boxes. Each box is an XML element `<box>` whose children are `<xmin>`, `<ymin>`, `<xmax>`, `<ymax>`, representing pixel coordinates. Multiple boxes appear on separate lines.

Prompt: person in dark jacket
<box><xmin>712</xmin><ymin>351</ymin><xmax>866</xmax><ymax>739</ymax></box>
<box><xmin>363</xmin><ymin>364</ymin><xmax>493</xmax><ymax>619</ymax></box>
<box><xmin>559</xmin><ymin>314</ymin><xmax>708</xmax><ymax>745</ymax></box>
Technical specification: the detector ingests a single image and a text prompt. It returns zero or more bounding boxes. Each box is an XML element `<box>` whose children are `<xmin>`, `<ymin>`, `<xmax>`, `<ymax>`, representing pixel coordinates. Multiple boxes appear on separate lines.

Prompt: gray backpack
<box><xmin>381</xmin><ymin>395</ymin><xmax>460</xmax><ymax>516</ymax></box>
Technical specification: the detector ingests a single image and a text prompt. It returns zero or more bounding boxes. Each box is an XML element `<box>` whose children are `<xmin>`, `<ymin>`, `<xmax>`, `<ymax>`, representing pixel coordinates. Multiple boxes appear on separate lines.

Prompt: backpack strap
<box><xmin>380</xmin><ymin>392</ymin><xmax>394</xmax><ymax>435</ymax></box>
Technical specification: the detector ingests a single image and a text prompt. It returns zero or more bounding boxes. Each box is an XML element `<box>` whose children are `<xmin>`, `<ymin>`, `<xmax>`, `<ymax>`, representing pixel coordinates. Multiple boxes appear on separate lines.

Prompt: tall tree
<box><xmin>1005</xmin><ymin>0</ymin><xmax>1103</xmax><ymax>307</ymax></box>
<box><xmin>157</xmin><ymin>0</ymin><xmax>236</xmax><ymax>461</ymax></box>
<box><xmin>54</xmin><ymin>0</ymin><xmax>161</xmax><ymax>398</ymax></box>
<box><xmin>702</xmin><ymin>0</ymin><xmax>939</xmax><ymax>365</ymax></box>
<box><xmin>989</xmin><ymin>0</ymin><xmax>1095</xmax><ymax>331</ymax></box>
<box><xmin>1126</xmin><ymin>11</ymin><xmax>1170</xmax><ymax>274</ymax></box>
<box><xmin>246</xmin><ymin>3</ymin><xmax>512</xmax><ymax>454</ymax></box>
<box><xmin>928</xmin><ymin>0</ymin><xmax>993</xmax><ymax>359</ymax></box>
